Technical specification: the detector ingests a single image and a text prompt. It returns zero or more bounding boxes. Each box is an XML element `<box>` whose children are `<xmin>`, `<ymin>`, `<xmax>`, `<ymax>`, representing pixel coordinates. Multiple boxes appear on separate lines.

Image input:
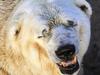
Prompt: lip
<box><xmin>56</xmin><ymin>56</ymin><xmax>79</xmax><ymax>74</ymax></box>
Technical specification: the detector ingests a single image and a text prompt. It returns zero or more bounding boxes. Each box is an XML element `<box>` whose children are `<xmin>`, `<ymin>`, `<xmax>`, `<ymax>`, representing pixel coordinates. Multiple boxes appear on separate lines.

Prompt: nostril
<box><xmin>55</xmin><ymin>44</ymin><xmax>75</xmax><ymax>60</ymax></box>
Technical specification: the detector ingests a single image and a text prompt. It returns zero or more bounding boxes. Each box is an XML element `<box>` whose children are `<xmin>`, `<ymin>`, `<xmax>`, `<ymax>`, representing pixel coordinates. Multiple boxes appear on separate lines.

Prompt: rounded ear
<box><xmin>75</xmin><ymin>0</ymin><xmax>92</xmax><ymax>18</ymax></box>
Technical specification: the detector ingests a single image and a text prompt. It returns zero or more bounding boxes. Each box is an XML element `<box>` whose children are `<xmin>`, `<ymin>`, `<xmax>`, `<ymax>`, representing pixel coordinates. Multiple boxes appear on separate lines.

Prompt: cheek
<box><xmin>32</xmin><ymin>42</ymin><xmax>49</xmax><ymax>58</ymax></box>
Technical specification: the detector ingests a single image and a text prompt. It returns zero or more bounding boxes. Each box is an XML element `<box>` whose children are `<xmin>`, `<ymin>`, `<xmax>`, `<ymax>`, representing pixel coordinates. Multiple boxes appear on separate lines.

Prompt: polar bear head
<box><xmin>6</xmin><ymin>0</ymin><xmax>92</xmax><ymax>75</ymax></box>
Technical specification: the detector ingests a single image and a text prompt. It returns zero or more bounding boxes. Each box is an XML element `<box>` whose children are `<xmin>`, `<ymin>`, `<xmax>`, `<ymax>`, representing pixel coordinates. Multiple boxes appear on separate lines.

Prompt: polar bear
<box><xmin>0</xmin><ymin>0</ymin><xmax>92</xmax><ymax>75</ymax></box>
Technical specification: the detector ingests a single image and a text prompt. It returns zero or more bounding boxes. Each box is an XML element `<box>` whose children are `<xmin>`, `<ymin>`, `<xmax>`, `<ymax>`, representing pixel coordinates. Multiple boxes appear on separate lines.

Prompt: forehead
<box><xmin>33</xmin><ymin>0</ymin><xmax>86</xmax><ymax>22</ymax></box>
<box><xmin>19</xmin><ymin>0</ymin><xmax>88</xmax><ymax>26</ymax></box>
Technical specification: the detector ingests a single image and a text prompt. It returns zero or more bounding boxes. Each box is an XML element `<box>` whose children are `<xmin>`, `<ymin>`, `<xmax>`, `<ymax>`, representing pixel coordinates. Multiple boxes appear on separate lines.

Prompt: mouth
<box><xmin>56</xmin><ymin>55</ymin><xmax>79</xmax><ymax>74</ymax></box>
<box><xmin>55</xmin><ymin>44</ymin><xmax>79</xmax><ymax>74</ymax></box>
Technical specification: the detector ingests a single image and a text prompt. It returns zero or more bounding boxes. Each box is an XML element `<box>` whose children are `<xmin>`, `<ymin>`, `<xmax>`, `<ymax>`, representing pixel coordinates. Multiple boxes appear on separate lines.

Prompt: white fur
<box><xmin>6</xmin><ymin>0</ymin><xmax>92</xmax><ymax>75</ymax></box>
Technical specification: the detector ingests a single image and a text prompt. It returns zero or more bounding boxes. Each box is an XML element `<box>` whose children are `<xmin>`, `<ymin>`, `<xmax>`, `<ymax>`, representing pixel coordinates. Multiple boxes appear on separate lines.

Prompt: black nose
<box><xmin>55</xmin><ymin>44</ymin><xmax>75</xmax><ymax>60</ymax></box>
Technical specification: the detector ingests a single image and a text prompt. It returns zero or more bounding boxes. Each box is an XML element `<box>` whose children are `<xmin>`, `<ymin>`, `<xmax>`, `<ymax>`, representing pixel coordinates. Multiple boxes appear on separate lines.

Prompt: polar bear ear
<box><xmin>75</xmin><ymin>0</ymin><xmax>92</xmax><ymax>17</ymax></box>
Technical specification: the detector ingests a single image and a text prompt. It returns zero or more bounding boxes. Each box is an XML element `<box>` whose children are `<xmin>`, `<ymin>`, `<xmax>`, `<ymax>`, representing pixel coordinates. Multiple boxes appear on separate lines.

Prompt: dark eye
<box><xmin>37</xmin><ymin>29</ymin><xmax>49</xmax><ymax>38</ymax></box>
<box><xmin>67</xmin><ymin>20</ymin><xmax>77</xmax><ymax>27</ymax></box>
<box><xmin>42</xmin><ymin>29</ymin><xmax>47</xmax><ymax>36</ymax></box>
<box><xmin>37</xmin><ymin>36</ymin><xmax>43</xmax><ymax>38</ymax></box>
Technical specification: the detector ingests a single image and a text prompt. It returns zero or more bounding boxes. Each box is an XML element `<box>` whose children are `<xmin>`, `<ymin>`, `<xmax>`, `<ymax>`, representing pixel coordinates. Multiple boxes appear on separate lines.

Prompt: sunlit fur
<box><xmin>0</xmin><ymin>0</ymin><xmax>92</xmax><ymax>75</ymax></box>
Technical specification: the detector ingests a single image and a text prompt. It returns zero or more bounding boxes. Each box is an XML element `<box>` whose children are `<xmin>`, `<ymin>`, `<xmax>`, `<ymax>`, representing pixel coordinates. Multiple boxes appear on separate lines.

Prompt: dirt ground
<box><xmin>79</xmin><ymin>0</ymin><xmax>100</xmax><ymax>75</ymax></box>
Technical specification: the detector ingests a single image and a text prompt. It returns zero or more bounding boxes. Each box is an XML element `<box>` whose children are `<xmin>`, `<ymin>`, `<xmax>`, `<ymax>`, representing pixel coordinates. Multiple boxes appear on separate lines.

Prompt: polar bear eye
<box><xmin>42</xmin><ymin>29</ymin><xmax>49</xmax><ymax>37</ymax></box>
<box><xmin>67</xmin><ymin>20</ymin><xmax>77</xmax><ymax>27</ymax></box>
<box><xmin>37</xmin><ymin>29</ymin><xmax>49</xmax><ymax>38</ymax></box>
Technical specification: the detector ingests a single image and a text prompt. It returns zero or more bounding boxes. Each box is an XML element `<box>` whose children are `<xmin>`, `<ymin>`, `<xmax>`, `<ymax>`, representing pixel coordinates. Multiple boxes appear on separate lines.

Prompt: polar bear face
<box><xmin>6</xmin><ymin>0</ymin><xmax>92</xmax><ymax>75</ymax></box>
